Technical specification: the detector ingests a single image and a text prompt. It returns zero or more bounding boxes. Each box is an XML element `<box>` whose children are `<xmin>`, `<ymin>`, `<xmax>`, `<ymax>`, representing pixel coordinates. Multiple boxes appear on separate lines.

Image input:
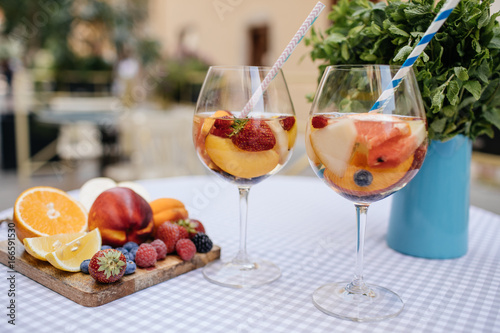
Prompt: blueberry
<box><xmin>125</xmin><ymin>261</ymin><xmax>136</xmax><ymax>275</ymax></box>
<box><xmin>115</xmin><ymin>247</ymin><xmax>129</xmax><ymax>254</ymax></box>
<box><xmin>354</xmin><ymin>169</ymin><xmax>373</xmax><ymax>187</ymax></box>
<box><xmin>80</xmin><ymin>259</ymin><xmax>90</xmax><ymax>274</ymax></box>
<box><xmin>128</xmin><ymin>247</ymin><xmax>138</xmax><ymax>261</ymax></box>
<box><xmin>101</xmin><ymin>245</ymin><xmax>112</xmax><ymax>250</ymax></box>
<box><xmin>123</xmin><ymin>241</ymin><xmax>139</xmax><ymax>251</ymax></box>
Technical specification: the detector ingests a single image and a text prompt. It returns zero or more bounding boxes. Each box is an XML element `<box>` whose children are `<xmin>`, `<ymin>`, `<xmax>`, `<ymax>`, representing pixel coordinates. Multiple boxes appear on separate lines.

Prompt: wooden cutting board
<box><xmin>0</xmin><ymin>239</ymin><xmax>220</xmax><ymax>307</ymax></box>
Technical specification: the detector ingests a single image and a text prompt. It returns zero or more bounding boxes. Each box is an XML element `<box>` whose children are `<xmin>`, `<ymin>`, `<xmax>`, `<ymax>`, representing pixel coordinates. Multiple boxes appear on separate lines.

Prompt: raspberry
<box><xmin>156</xmin><ymin>222</ymin><xmax>180</xmax><ymax>253</ymax></box>
<box><xmin>135</xmin><ymin>243</ymin><xmax>157</xmax><ymax>268</ymax></box>
<box><xmin>280</xmin><ymin>116</ymin><xmax>296</xmax><ymax>131</ymax></box>
<box><xmin>150</xmin><ymin>239</ymin><xmax>167</xmax><ymax>260</ymax></box>
<box><xmin>311</xmin><ymin>115</ymin><xmax>328</xmax><ymax>129</ymax></box>
<box><xmin>175</xmin><ymin>239</ymin><xmax>196</xmax><ymax>261</ymax></box>
<box><xmin>192</xmin><ymin>233</ymin><xmax>213</xmax><ymax>253</ymax></box>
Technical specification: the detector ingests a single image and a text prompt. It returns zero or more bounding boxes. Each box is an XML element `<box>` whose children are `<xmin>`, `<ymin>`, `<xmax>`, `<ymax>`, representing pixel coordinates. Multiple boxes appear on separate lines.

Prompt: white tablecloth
<box><xmin>1</xmin><ymin>175</ymin><xmax>499</xmax><ymax>332</ymax></box>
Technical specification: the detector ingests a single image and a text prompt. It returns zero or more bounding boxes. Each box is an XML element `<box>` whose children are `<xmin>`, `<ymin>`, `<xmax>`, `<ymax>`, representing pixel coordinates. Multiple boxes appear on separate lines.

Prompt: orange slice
<box><xmin>23</xmin><ymin>232</ymin><xmax>86</xmax><ymax>261</ymax></box>
<box><xmin>14</xmin><ymin>186</ymin><xmax>88</xmax><ymax>242</ymax></box>
<box><xmin>45</xmin><ymin>228</ymin><xmax>101</xmax><ymax>272</ymax></box>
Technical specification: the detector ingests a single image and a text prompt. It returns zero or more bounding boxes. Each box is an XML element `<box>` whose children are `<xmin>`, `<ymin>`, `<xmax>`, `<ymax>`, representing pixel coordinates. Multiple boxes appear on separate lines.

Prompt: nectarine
<box><xmin>88</xmin><ymin>187</ymin><xmax>154</xmax><ymax>247</ymax></box>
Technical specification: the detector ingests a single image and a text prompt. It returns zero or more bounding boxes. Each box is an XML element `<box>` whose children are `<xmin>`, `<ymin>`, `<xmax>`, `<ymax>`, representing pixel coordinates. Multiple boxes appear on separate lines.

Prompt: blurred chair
<box><xmin>56</xmin><ymin>121</ymin><xmax>102</xmax><ymax>160</ymax></box>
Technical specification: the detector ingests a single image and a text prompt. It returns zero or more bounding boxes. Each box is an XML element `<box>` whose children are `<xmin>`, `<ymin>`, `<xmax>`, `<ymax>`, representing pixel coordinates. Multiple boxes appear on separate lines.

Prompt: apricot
<box><xmin>149</xmin><ymin>198</ymin><xmax>189</xmax><ymax>235</ymax></box>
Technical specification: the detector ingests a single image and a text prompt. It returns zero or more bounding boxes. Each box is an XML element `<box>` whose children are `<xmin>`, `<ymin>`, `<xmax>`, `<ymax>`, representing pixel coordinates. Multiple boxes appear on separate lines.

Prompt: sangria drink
<box><xmin>306</xmin><ymin>65</ymin><xmax>428</xmax><ymax>321</ymax></box>
<box><xmin>193</xmin><ymin>66</ymin><xmax>296</xmax><ymax>288</ymax></box>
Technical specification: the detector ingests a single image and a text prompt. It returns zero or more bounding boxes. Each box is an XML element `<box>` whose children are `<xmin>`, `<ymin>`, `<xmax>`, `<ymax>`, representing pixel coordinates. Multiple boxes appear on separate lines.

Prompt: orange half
<box><xmin>14</xmin><ymin>186</ymin><xmax>88</xmax><ymax>242</ymax></box>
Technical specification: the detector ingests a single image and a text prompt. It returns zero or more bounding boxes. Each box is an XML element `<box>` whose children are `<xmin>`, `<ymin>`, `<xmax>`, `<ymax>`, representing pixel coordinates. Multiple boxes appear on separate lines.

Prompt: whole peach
<box><xmin>88</xmin><ymin>187</ymin><xmax>154</xmax><ymax>247</ymax></box>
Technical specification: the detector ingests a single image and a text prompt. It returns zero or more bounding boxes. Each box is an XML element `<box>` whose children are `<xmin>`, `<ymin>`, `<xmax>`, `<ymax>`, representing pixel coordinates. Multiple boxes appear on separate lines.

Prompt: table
<box><xmin>1</xmin><ymin>175</ymin><xmax>499</xmax><ymax>332</ymax></box>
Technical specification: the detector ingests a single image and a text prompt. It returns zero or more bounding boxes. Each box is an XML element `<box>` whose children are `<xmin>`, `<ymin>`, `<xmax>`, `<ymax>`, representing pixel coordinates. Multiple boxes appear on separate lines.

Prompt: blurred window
<box><xmin>248</xmin><ymin>25</ymin><xmax>268</xmax><ymax>66</ymax></box>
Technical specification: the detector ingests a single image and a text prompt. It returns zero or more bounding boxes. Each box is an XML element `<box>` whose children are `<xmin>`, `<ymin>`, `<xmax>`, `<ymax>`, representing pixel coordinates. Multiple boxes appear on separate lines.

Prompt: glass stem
<box><xmin>347</xmin><ymin>204</ymin><xmax>370</xmax><ymax>294</ymax></box>
<box><xmin>234</xmin><ymin>186</ymin><xmax>253</xmax><ymax>268</ymax></box>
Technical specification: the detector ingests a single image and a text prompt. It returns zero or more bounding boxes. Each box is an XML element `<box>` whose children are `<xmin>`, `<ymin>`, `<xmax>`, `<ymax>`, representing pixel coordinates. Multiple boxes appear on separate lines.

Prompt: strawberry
<box><xmin>176</xmin><ymin>223</ymin><xmax>190</xmax><ymax>239</ymax></box>
<box><xmin>231</xmin><ymin>119</ymin><xmax>276</xmax><ymax>151</ymax></box>
<box><xmin>280</xmin><ymin>116</ymin><xmax>296</xmax><ymax>131</ymax></box>
<box><xmin>312</xmin><ymin>115</ymin><xmax>329</xmax><ymax>129</ymax></box>
<box><xmin>175</xmin><ymin>239</ymin><xmax>196</xmax><ymax>261</ymax></box>
<box><xmin>176</xmin><ymin>219</ymin><xmax>206</xmax><ymax>239</ymax></box>
<box><xmin>188</xmin><ymin>219</ymin><xmax>206</xmax><ymax>238</ymax></box>
<box><xmin>89</xmin><ymin>249</ymin><xmax>127</xmax><ymax>283</ymax></box>
<box><xmin>135</xmin><ymin>243</ymin><xmax>157</xmax><ymax>268</ymax></box>
<box><xmin>156</xmin><ymin>222</ymin><xmax>180</xmax><ymax>253</ymax></box>
<box><xmin>210</xmin><ymin>116</ymin><xmax>234</xmax><ymax>138</ymax></box>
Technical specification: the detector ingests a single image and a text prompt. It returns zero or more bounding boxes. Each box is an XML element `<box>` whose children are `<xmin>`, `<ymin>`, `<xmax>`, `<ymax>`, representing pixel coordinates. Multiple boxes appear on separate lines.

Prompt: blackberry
<box><xmin>192</xmin><ymin>233</ymin><xmax>213</xmax><ymax>253</ymax></box>
<box><xmin>80</xmin><ymin>259</ymin><xmax>90</xmax><ymax>274</ymax></box>
<box><xmin>354</xmin><ymin>169</ymin><xmax>373</xmax><ymax>187</ymax></box>
<box><xmin>125</xmin><ymin>261</ymin><xmax>136</xmax><ymax>275</ymax></box>
<box><xmin>123</xmin><ymin>241</ymin><xmax>139</xmax><ymax>252</ymax></box>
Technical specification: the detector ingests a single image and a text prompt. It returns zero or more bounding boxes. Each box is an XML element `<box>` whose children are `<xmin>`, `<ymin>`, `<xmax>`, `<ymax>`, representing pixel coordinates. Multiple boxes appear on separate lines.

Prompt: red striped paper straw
<box><xmin>240</xmin><ymin>1</ymin><xmax>326</xmax><ymax>117</ymax></box>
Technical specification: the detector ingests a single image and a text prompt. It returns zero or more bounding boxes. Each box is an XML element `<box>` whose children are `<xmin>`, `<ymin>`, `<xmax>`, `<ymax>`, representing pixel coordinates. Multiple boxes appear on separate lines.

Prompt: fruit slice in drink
<box><xmin>205</xmin><ymin>134</ymin><xmax>280</xmax><ymax>179</ymax></box>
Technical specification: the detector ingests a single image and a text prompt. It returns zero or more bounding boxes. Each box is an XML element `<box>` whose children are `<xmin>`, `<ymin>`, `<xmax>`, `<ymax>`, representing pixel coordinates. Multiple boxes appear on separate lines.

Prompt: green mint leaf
<box><xmin>326</xmin><ymin>33</ymin><xmax>347</xmax><ymax>43</ymax></box>
<box><xmin>483</xmin><ymin>108</ymin><xmax>500</xmax><ymax>129</ymax></box>
<box><xmin>430</xmin><ymin>118</ymin><xmax>447</xmax><ymax>133</ymax></box>
<box><xmin>446</xmin><ymin>79</ymin><xmax>461</xmax><ymax>106</ymax></box>
<box><xmin>393</xmin><ymin>45</ymin><xmax>413</xmax><ymax>62</ymax></box>
<box><xmin>454</xmin><ymin>67</ymin><xmax>469</xmax><ymax>81</ymax></box>
<box><xmin>476</xmin><ymin>60</ymin><xmax>490</xmax><ymax>83</ymax></box>
<box><xmin>341</xmin><ymin>43</ymin><xmax>349</xmax><ymax>61</ymax></box>
<box><xmin>388</xmin><ymin>25</ymin><xmax>409</xmax><ymax>37</ymax></box>
<box><xmin>478</xmin><ymin>10</ymin><xmax>490</xmax><ymax>29</ymax></box>
<box><xmin>442</xmin><ymin>105</ymin><xmax>456</xmax><ymax>118</ymax></box>
<box><xmin>463</xmin><ymin>80</ymin><xmax>482</xmax><ymax>100</ymax></box>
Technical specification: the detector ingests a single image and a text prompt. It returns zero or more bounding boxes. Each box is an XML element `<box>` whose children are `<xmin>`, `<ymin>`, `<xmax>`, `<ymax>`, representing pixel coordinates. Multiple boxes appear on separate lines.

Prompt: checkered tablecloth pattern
<box><xmin>1</xmin><ymin>175</ymin><xmax>499</xmax><ymax>332</ymax></box>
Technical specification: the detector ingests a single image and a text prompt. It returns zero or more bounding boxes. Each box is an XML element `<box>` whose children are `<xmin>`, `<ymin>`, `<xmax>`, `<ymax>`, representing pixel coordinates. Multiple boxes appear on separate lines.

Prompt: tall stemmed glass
<box><xmin>193</xmin><ymin>66</ymin><xmax>296</xmax><ymax>288</ymax></box>
<box><xmin>306</xmin><ymin>65</ymin><xmax>428</xmax><ymax>321</ymax></box>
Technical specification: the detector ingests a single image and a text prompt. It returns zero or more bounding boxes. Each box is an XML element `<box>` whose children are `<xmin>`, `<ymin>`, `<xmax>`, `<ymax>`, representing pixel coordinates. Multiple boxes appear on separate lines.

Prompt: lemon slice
<box><xmin>46</xmin><ymin>228</ymin><xmax>102</xmax><ymax>272</ymax></box>
<box><xmin>23</xmin><ymin>232</ymin><xmax>86</xmax><ymax>261</ymax></box>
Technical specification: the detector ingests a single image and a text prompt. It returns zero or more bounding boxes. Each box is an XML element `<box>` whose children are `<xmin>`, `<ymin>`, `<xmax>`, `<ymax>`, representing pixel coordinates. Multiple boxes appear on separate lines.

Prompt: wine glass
<box><xmin>305</xmin><ymin>65</ymin><xmax>427</xmax><ymax>321</ymax></box>
<box><xmin>193</xmin><ymin>66</ymin><xmax>296</xmax><ymax>288</ymax></box>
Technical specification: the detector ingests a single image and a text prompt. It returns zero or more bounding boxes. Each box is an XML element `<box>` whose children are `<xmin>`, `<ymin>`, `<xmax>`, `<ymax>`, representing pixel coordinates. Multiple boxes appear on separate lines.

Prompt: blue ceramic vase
<box><xmin>386</xmin><ymin>135</ymin><xmax>472</xmax><ymax>259</ymax></box>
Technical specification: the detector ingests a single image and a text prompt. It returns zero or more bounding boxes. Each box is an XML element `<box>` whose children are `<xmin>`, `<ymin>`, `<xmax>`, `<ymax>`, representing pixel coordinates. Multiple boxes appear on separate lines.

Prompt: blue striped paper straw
<box><xmin>370</xmin><ymin>0</ymin><xmax>461</xmax><ymax>112</ymax></box>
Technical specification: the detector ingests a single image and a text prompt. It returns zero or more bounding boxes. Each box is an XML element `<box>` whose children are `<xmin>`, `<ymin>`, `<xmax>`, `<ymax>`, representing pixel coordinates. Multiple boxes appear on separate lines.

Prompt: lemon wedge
<box><xmin>46</xmin><ymin>228</ymin><xmax>101</xmax><ymax>272</ymax></box>
<box><xmin>23</xmin><ymin>232</ymin><xmax>86</xmax><ymax>261</ymax></box>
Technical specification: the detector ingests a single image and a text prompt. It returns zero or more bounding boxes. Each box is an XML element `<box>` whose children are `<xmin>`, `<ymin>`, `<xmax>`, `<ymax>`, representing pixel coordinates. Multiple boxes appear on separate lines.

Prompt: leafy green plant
<box><xmin>306</xmin><ymin>0</ymin><xmax>500</xmax><ymax>141</ymax></box>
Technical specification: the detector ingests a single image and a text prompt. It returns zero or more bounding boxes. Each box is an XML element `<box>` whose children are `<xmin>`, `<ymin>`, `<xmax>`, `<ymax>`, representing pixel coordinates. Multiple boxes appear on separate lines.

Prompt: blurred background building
<box><xmin>0</xmin><ymin>0</ymin><xmax>499</xmax><ymax>214</ymax></box>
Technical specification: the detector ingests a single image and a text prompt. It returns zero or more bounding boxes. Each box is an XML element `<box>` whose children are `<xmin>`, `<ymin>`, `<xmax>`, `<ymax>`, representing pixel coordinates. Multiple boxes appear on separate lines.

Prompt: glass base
<box><xmin>203</xmin><ymin>257</ymin><xmax>281</xmax><ymax>288</ymax></box>
<box><xmin>312</xmin><ymin>282</ymin><xmax>404</xmax><ymax>322</ymax></box>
